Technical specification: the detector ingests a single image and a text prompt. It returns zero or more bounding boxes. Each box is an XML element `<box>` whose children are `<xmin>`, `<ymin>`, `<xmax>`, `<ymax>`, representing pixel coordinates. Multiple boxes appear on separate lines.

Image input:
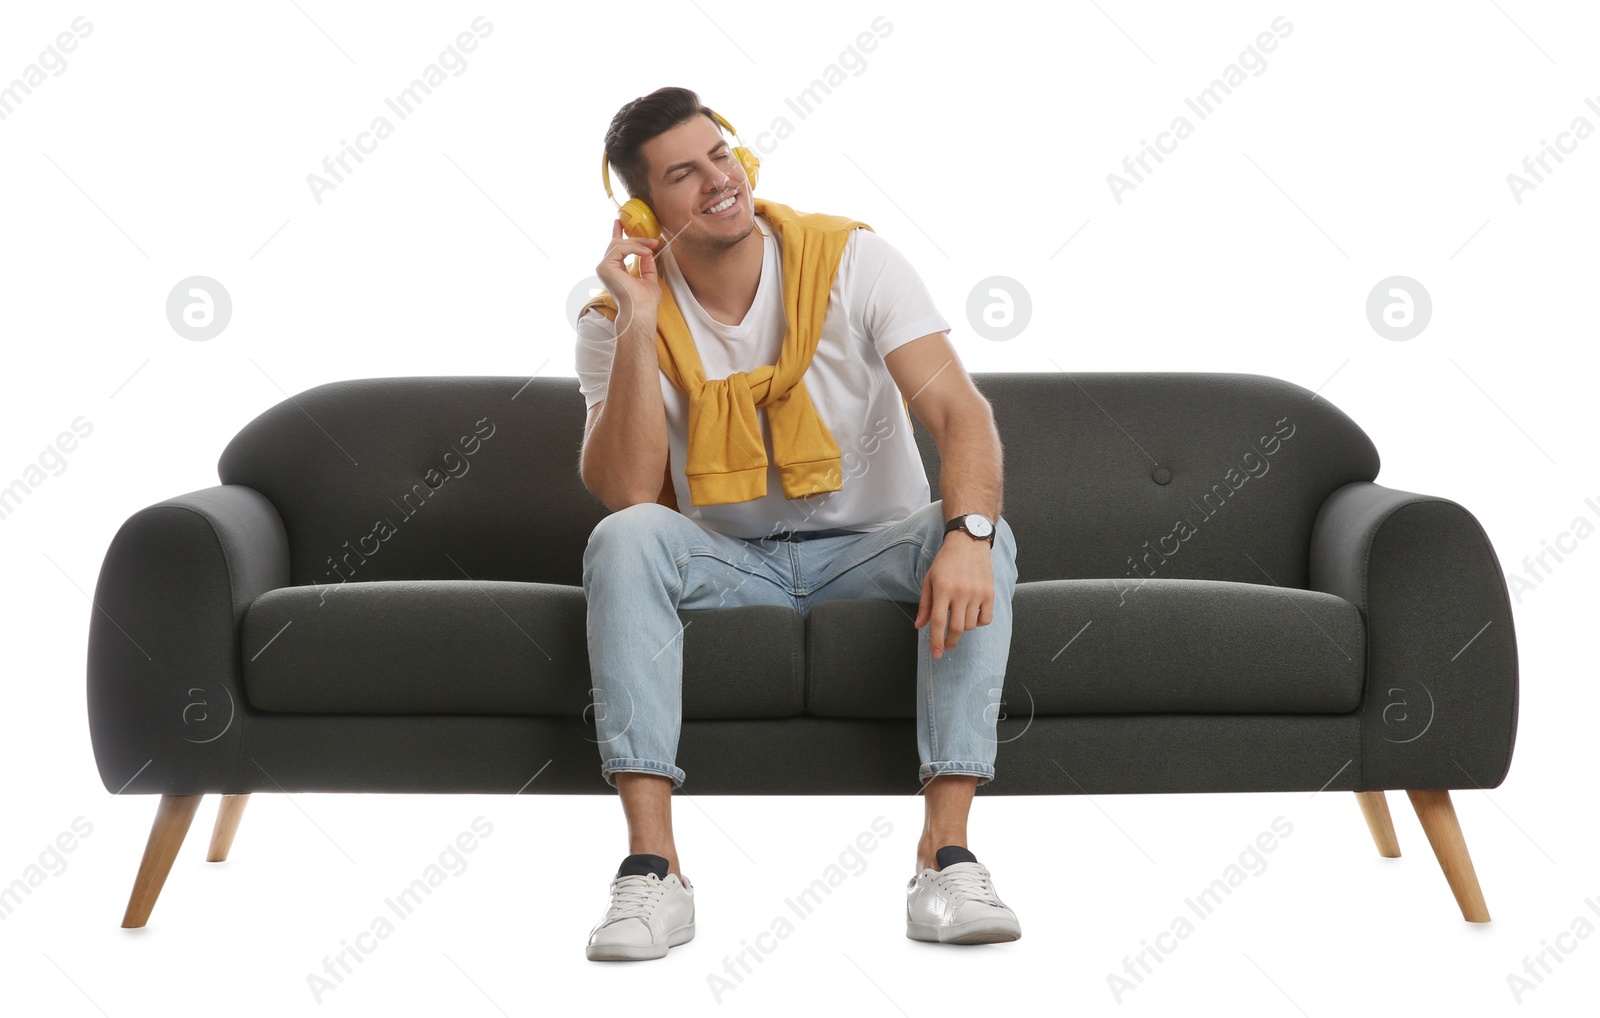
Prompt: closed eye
<box><xmin>674</xmin><ymin>154</ymin><xmax>731</xmax><ymax>184</ymax></box>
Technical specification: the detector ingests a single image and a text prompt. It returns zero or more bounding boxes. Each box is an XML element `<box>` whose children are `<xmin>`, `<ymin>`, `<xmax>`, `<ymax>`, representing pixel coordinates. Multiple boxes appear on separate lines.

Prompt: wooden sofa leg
<box><xmin>1405</xmin><ymin>789</ymin><xmax>1491</xmax><ymax>923</ymax></box>
<box><xmin>207</xmin><ymin>794</ymin><xmax>250</xmax><ymax>862</ymax></box>
<box><xmin>1355</xmin><ymin>791</ymin><xmax>1401</xmax><ymax>857</ymax></box>
<box><xmin>121</xmin><ymin>794</ymin><xmax>204</xmax><ymax>928</ymax></box>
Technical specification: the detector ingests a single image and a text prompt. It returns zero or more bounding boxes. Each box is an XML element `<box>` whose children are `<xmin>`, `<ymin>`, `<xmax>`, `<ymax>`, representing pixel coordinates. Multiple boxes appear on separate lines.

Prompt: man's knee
<box><xmin>993</xmin><ymin>515</ymin><xmax>1018</xmax><ymax>584</ymax></box>
<box><xmin>919</xmin><ymin>498</ymin><xmax>950</xmax><ymax>541</ymax></box>
<box><xmin>584</xmin><ymin>502</ymin><xmax>687</xmax><ymax>568</ymax></box>
<box><xmin>995</xmin><ymin>514</ymin><xmax>1016</xmax><ymax>558</ymax></box>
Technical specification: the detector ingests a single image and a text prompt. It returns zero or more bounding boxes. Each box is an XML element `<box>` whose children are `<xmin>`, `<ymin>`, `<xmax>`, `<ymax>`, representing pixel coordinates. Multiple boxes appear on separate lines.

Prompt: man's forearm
<box><xmin>584</xmin><ymin>313</ymin><xmax>669</xmax><ymax>509</ymax></box>
<box><xmin>933</xmin><ymin>404</ymin><xmax>1004</xmax><ymax>530</ymax></box>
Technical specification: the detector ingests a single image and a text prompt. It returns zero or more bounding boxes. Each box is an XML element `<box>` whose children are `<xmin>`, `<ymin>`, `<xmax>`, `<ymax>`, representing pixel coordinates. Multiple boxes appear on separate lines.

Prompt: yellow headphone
<box><xmin>600</xmin><ymin>108</ymin><xmax>762</xmax><ymax>242</ymax></box>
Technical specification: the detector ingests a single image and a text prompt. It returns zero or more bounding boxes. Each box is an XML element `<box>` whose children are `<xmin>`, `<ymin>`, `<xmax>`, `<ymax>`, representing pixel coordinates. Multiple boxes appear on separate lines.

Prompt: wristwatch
<box><xmin>944</xmin><ymin>512</ymin><xmax>996</xmax><ymax>547</ymax></box>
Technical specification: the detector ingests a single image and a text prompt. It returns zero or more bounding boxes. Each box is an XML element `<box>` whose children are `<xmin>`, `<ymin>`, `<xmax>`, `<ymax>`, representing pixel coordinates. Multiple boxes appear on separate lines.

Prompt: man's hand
<box><xmin>914</xmin><ymin>533</ymin><xmax>995</xmax><ymax>658</ymax></box>
<box><xmin>595</xmin><ymin>218</ymin><xmax>663</xmax><ymax>323</ymax></box>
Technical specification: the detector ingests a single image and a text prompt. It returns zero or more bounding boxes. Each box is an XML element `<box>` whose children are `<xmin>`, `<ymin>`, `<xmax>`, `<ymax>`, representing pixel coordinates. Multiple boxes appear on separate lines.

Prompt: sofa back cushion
<box><xmin>217</xmin><ymin>372</ymin><xmax>1378</xmax><ymax>589</ymax></box>
<box><xmin>937</xmin><ymin>371</ymin><xmax>1380</xmax><ymax>587</ymax></box>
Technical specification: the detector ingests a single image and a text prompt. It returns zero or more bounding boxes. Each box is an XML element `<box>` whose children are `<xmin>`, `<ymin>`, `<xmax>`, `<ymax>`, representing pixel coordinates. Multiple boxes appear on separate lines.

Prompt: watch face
<box><xmin>965</xmin><ymin>513</ymin><xmax>994</xmax><ymax>537</ymax></box>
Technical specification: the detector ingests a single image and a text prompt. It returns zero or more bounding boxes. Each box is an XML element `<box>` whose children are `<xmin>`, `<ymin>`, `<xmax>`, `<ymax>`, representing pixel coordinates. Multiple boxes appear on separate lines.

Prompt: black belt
<box><xmin>762</xmin><ymin>527</ymin><xmax>867</xmax><ymax>542</ymax></box>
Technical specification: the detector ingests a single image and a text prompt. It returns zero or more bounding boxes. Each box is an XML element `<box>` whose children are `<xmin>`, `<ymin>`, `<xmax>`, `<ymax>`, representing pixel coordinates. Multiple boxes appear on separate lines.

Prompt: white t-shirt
<box><xmin>575</xmin><ymin>214</ymin><xmax>949</xmax><ymax>540</ymax></box>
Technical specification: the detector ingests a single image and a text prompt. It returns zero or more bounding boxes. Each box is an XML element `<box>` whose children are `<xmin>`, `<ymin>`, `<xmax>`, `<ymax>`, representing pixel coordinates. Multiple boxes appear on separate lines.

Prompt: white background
<box><xmin>1</xmin><ymin>2</ymin><xmax>1596</xmax><ymax>1015</ymax></box>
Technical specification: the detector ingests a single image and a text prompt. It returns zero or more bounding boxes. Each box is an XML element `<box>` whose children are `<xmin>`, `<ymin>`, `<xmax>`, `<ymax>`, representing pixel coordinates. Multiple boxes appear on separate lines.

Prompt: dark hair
<box><xmin>604</xmin><ymin>86</ymin><xmax>722</xmax><ymax>204</ymax></box>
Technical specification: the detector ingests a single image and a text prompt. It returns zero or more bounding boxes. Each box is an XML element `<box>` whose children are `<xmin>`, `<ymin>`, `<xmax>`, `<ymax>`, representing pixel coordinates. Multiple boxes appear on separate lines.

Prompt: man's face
<box><xmin>639</xmin><ymin>114</ymin><xmax>755</xmax><ymax>256</ymax></box>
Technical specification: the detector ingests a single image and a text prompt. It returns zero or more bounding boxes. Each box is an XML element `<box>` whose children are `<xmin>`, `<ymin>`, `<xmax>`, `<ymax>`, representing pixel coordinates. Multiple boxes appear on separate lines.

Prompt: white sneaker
<box><xmin>586</xmin><ymin>854</ymin><xmax>695</xmax><ymax>961</ymax></box>
<box><xmin>906</xmin><ymin>845</ymin><xmax>1021</xmax><ymax>944</ymax></box>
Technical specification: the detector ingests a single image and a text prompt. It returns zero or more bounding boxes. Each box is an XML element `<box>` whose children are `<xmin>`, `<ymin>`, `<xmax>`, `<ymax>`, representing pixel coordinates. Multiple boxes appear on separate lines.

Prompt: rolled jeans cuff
<box><xmin>601</xmin><ymin>758</ymin><xmax>687</xmax><ymax>791</ymax></box>
<box><xmin>919</xmin><ymin>762</ymin><xmax>997</xmax><ymax>788</ymax></box>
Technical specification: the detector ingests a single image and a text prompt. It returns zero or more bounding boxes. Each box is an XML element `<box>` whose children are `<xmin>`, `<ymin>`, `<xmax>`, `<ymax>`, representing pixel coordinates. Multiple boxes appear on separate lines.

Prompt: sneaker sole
<box><xmin>586</xmin><ymin>921</ymin><xmax>695</xmax><ymax>961</ymax></box>
<box><xmin>907</xmin><ymin>916</ymin><xmax>1021</xmax><ymax>944</ymax></box>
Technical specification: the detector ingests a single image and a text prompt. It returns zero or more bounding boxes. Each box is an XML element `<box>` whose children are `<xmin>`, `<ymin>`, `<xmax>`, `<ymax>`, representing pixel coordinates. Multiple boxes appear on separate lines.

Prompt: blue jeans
<box><xmin>580</xmin><ymin>498</ymin><xmax>1019</xmax><ymax>791</ymax></box>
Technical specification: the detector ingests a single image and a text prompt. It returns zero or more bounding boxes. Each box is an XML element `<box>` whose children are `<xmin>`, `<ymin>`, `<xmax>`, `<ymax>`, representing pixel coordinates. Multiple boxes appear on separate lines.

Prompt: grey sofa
<box><xmin>87</xmin><ymin>372</ymin><xmax>1519</xmax><ymax>928</ymax></box>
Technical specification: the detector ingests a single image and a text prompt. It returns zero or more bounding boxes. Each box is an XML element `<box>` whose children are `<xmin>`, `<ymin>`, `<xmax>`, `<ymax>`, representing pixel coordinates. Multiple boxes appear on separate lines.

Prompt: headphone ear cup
<box><xmin>734</xmin><ymin>146</ymin><xmax>760</xmax><ymax>192</ymax></box>
<box><xmin>619</xmin><ymin>198</ymin><xmax>661</xmax><ymax>241</ymax></box>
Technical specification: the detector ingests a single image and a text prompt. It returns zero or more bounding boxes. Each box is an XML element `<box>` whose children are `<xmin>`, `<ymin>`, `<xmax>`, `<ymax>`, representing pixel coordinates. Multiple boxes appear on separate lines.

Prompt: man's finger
<box><xmin>944</xmin><ymin>600</ymin><xmax>966</xmax><ymax>650</ymax></box>
<box><xmin>930</xmin><ymin>594</ymin><xmax>948</xmax><ymax>657</ymax></box>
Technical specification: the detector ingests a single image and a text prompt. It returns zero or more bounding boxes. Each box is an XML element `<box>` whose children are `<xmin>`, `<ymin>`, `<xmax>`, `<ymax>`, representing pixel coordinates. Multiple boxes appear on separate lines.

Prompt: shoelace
<box><xmin>930</xmin><ymin>864</ymin><xmax>1003</xmax><ymax>914</ymax></box>
<box><xmin>602</xmin><ymin>873</ymin><xmax>666</xmax><ymax>924</ymax></box>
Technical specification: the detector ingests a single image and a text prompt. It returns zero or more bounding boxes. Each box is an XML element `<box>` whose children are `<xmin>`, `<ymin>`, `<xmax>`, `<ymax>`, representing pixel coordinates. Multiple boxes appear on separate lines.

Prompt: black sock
<box><xmin>935</xmin><ymin>845</ymin><xmax>978</xmax><ymax>870</ymax></box>
<box><xmin>617</xmin><ymin>852</ymin><xmax>669</xmax><ymax>879</ymax></box>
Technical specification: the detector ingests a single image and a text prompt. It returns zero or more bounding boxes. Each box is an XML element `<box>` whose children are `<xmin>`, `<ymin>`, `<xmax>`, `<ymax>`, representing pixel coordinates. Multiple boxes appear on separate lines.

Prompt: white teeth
<box><xmin>705</xmin><ymin>194</ymin><xmax>736</xmax><ymax>213</ymax></box>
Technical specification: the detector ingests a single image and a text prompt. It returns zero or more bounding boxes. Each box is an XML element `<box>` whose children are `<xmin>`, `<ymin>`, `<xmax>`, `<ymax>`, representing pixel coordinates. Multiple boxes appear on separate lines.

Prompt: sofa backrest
<box><xmin>216</xmin><ymin>372</ymin><xmax>1378</xmax><ymax>590</ymax></box>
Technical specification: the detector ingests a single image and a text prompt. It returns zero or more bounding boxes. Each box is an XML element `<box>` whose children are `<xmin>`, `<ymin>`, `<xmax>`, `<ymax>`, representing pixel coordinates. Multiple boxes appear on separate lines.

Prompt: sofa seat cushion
<box><xmin>242</xmin><ymin>580</ymin><xmax>805</xmax><ymax>719</ymax></box>
<box><xmin>805</xmin><ymin>577</ymin><xmax>1365</xmax><ymax>717</ymax></box>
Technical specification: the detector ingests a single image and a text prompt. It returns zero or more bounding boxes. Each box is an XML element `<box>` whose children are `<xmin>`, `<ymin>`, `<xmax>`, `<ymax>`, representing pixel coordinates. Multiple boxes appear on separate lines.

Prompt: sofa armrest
<box><xmin>1309</xmin><ymin>481</ymin><xmax>1519</xmax><ymax>791</ymax></box>
<box><xmin>87</xmin><ymin>484</ymin><xmax>290</xmax><ymax>795</ymax></box>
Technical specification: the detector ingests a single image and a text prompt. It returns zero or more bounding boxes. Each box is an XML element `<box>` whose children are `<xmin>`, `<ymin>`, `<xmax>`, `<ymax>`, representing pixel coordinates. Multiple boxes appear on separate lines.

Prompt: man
<box><xmin>574</xmin><ymin>86</ymin><xmax>1019</xmax><ymax>961</ymax></box>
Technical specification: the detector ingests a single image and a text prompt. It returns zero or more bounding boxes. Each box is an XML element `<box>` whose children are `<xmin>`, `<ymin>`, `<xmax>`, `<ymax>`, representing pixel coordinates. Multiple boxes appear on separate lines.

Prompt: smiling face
<box><xmin>638</xmin><ymin>113</ymin><xmax>756</xmax><ymax>256</ymax></box>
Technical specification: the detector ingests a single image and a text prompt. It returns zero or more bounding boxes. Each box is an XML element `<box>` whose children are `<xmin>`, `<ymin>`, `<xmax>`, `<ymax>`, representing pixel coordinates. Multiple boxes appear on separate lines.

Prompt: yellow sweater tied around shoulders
<box><xmin>581</xmin><ymin>198</ymin><xmax>912</xmax><ymax>511</ymax></box>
